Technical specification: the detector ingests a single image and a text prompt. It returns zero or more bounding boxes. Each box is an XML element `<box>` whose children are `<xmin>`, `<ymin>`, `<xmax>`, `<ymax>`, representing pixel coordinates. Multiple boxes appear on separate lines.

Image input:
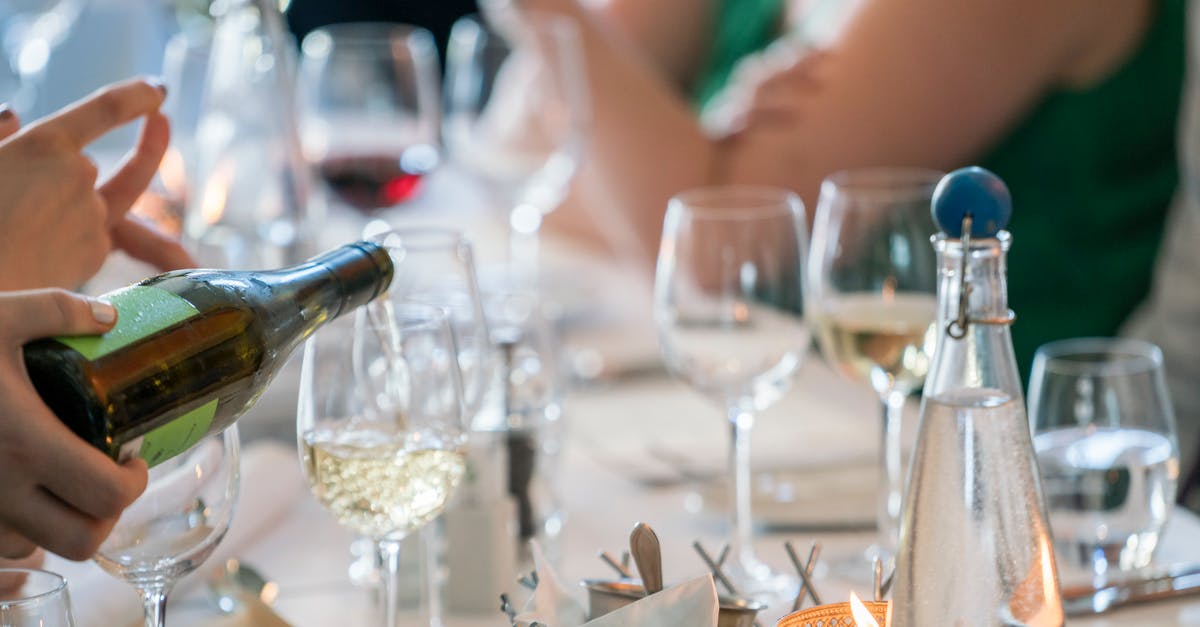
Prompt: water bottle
<box><xmin>891</xmin><ymin>167</ymin><xmax>1063</xmax><ymax>626</ymax></box>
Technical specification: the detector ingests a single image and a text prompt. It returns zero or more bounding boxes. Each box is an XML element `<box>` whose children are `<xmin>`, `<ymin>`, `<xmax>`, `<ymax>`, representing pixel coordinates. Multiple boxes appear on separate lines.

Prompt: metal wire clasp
<box><xmin>945</xmin><ymin>215</ymin><xmax>1016</xmax><ymax>339</ymax></box>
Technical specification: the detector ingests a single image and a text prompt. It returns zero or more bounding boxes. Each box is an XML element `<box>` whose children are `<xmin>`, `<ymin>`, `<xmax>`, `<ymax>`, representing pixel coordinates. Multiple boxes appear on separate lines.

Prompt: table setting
<box><xmin>1</xmin><ymin>2</ymin><xmax>1198</xmax><ymax>627</ymax></box>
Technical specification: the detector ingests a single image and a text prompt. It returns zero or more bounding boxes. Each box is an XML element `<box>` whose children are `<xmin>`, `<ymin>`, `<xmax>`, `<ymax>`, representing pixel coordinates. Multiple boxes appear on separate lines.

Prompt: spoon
<box><xmin>207</xmin><ymin>558</ymin><xmax>278</xmax><ymax>614</ymax></box>
<box><xmin>629</xmin><ymin>522</ymin><xmax>663</xmax><ymax>595</ymax></box>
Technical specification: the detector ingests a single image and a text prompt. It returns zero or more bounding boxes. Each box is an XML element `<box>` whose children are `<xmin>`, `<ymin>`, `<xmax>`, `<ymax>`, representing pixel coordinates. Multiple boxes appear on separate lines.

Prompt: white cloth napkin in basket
<box><xmin>515</xmin><ymin>543</ymin><xmax>718</xmax><ymax>627</ymax></box>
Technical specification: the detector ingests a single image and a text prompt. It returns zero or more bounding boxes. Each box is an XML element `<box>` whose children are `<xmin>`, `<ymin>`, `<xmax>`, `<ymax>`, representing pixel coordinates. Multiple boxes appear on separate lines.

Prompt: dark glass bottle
<box><xmin>23</xmin><ymin>241</ymin><xmax>393</xmax><ymax>466</ymax></box>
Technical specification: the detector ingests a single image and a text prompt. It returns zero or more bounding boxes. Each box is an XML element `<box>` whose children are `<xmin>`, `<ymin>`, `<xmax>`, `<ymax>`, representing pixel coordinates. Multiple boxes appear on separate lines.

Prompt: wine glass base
<box><xmin>829</xmin><ymin>543</ymin><xmax>895</xmax><ymax>585</ymax></box>
<box><xmin>723</xmin><ymin>556</ymin><xmax>800</xmax><ymax>606</ymax></box>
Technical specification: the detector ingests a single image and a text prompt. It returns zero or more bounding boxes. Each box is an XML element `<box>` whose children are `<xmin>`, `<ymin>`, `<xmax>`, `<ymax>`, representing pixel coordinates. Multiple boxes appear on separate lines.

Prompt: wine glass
<box><xmin>807</xmin><ymin>167</ymin><xmax>941</xmax><ymax>571</ymax></box>
<box><xmin>298</xmin><ymin>302</ymin><xmax>468</xmax><ymax>627</ymax></box>
<box><xmin>444</xmin><ymin>12</ymin><xmax>589</xmax><ymax>291</ymax></box>
<box><xmin>133</xmin><ymin>29</ymin><xmax>213</xmax><ymax>238</ymax></box>
<box><xmin>654</xmin><ymin>186</ymin><xmax>809</xmax><ymax>601</ymax></box>
<box><xmin>94</xmin><ymin>428</ymin><xmax>241</xmax><ymax>627</ymax></box>
<box><xmin>1029</xmin><ymin>337</ymin><xmax>1179</xmax><ymax>584</ymax></box>
<box><xmin>364</xmin><ymin>224</ymin><xmax>493</xmax><ymax>423</ymax></box>
<box><xmin>297</xmin><ymin>23</ymin><xmax>442</xmax><ymax>215</ymax></box>
<box><xmin>0</xmin><ymin>568</ymin><xmax>76</xmax><ymax>626</ymax></box>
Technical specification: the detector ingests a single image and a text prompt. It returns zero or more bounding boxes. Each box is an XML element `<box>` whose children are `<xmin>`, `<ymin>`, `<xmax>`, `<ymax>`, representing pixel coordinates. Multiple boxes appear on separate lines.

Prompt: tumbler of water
<box><xmin>1029</xmin><ymin>337</ymin><xmax>1179</xmax><ymax>583</ymax></box>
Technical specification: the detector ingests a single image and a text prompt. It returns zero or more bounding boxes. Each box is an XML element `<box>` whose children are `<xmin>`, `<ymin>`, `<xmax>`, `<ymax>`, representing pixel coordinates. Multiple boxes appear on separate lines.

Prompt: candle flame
<box><xmin>849</xmin><ymin>591</ymin><xmax>880</xmax><ymax>627</ymax></box>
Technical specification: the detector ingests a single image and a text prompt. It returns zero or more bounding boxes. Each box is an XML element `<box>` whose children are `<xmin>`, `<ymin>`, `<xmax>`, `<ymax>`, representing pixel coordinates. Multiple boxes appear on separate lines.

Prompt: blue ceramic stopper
<box><xmin>931</xmin><ymin>166</ymin><xmax>1012</xmax><ymax>238</ymax></box>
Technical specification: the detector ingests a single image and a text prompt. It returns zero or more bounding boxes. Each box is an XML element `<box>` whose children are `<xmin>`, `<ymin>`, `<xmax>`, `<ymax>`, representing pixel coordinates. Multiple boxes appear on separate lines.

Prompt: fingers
<box><xmin>0</xmin><ymin>529</ymin><xmax>36</xmax><ymax>560</ymax></box>
<box><xmin>0</xmin><ymin>289</ymin><xmax>115</xmax><ymax>345</ymax></box>
<box><xmin>110</xmin><ymin>214</ymin><xmax>196</xmax><ymax>271</ymax></box>
<box><xmin>0</xmin><ymin>104</ymin><xmax>20</xmax><ymax>142</ymax></box>
<box><xmin>99</xmin><ymin>111</ymin><xmax>170</xmax><ymax>223</ymax></box>
<box><xmin>32</xmin><ymin>434</ymin><xmax>148</xmax><ymax>523</ymax></box>
<box><xmin>3</xmin><ymin>487</ymin><xmax>113</xmax><ymax>561</ymax></box>
<box><xmin>33</xmin><ymin>77</ymin><xmax>166</xmax><ymax>149</ymax></box>
<box><xmin>0</xmin><ymin>547</ymin><xmax>44</xmax><ymax>569</ymax></box>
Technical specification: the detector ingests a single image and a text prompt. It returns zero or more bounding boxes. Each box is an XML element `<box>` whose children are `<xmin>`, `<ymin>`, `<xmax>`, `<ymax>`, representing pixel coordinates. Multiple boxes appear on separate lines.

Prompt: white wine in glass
<box><xmin>298</xmin><ymin>302</ymin><xmax>468</xmax><ymax>627</ymax></box>
<box><xmin>808</xmin><ymin>167</ymin><xmax>942</xmax><ymax>571</ymax></box>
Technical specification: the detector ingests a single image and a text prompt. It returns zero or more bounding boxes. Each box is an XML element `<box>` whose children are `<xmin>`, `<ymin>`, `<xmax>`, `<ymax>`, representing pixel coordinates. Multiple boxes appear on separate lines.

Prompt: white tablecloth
<box><xmin>72</xmin><ymin>167</ymin><xmax>1200</xmax><ymax>626</ymax></box>
<box><xmin>69</xmin><ymin>358</ymin><xmax>1198</xmax><ymax>627</ymax></box>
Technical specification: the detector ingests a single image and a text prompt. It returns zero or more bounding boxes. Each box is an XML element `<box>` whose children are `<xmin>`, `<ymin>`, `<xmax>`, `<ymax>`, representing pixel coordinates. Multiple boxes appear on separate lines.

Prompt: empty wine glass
<box><xmin>807</xmin><ymin>167</ymin><xmax>941</xmax><ymax>571</ymax></box>
<box><xmin>298</xmin><ymin>23</ymin><xmax>442</xmax><ymax>215</ymax></box>
<box><xmin>1029</xmin><ymin>337</ymin><xmax>1179</xmax><ymax>584</ymax></box>
<box><xmin>94</xmin><ymin>428</ymin><xmax>241</xmax><ymax>627</ymax></box>
<box><xmin>0</xmin><ymin>569</ymin><xmax>76</xmax><ymax>626</ymax></box>
<box><xmin>364</xmin><ymin>224</ymin><xmax>493</xmax><ymax>423</ymax></box>
<box><xmin>654</xmin><ymin>186</ymin><xmax>809</xmax><ymax>601</ymax></box>
<box><xmin>298</xmin><ymin>302</ymin><xmax>468</xmax><ymax>627</ymax></box>
<box><xmin>444</xmin><ymin>12</ymin><xmax>589</xmax><ymax>291</ymax></box>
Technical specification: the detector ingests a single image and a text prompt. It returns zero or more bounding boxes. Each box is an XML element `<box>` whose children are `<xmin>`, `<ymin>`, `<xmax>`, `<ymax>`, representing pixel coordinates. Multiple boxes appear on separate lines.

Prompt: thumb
<box><xmin>0</xmin><ymin>289</ymin><xmax>116</xmax><ymax>345</ymax></box>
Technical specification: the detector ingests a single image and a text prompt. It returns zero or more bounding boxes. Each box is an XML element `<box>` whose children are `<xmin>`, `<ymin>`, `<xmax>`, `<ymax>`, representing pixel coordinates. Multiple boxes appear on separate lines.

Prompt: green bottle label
<box><xmin>137</xmin><ymin>399</ymin><xmax>218</xmax><ymax>467</ymax></box>
<box><xmin>57</xmin><ymin>285</ymin><xmax>200</xmax><ymax>359</ymax></box>
<box><xmin>57</xmin><ymin>285</ymin><xmax>216</xmax><ymax>466</ymax></box>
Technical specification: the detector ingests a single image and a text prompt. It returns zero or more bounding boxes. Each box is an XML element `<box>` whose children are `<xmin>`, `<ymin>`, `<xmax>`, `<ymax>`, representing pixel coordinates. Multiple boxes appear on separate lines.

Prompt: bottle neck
<box><xmin>925</xmin><ymin>232</ymin><xmax>1023</xmax><ymax>399</ymax></box>
<box><xmin>258</xmin><ymin>242</ymin><xmax>394</xmax><ymax>333</ymax></box>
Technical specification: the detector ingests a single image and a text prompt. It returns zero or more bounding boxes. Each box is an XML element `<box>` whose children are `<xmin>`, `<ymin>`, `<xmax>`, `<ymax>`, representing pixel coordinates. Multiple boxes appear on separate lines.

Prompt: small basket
<box><xmin>776</xmin><ymin>600</ymin><xmax>890</xmax><ymax>627</ymax></box>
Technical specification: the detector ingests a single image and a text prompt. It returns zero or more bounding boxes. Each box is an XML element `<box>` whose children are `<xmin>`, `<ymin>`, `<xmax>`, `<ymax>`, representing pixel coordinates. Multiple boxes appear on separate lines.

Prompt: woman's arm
<box><xmin>598</xmin><ymin>0</ymin><xmax>714</xmax><ymax>90</ymax></box>
<box><xmin>535</xmin><ymin>0</ymin><xmax>1148</xmax><ymax>259</ymax></box>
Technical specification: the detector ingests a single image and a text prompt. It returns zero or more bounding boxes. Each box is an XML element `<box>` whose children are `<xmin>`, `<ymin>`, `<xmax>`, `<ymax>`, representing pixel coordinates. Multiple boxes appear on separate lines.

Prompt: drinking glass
<box><xmin>1029</xmin><ymin>337</ymin><xmax>1180</xmax><ymax>583</ymax></box>
<box><xmin>298</xmin><ymin>302</ymin><xmax>468</xmax><ymax>627</ymax></box>
<box><xmin>133</xmin><ymin>29</ymin><xmax>212</xmax><ymax>238</ymax></box>
<box><xmin>364</xmin><ymin>224</ymin><xmax>493</xmax><ymax>423</ymax></box>
<box><xmin>298</xmin><ymin>23</ymin><xmax>442</xmax><ymax>215</ymax></box>
<box><xmin>94</xmin><ymin>428</ymin><xmax>241</xmax><ymax>627</ymax></box>
<box><xmin>654</xmin><ymin>186</ymin><xmax>809</xmax><ymax>601</ymax></box>
<box><xmin>0</xmin><ymin>568</ymin><xmax>76</xmax><ymax>626</ymax></box>
<box><xmin>807</xmin><ymin>167</ymin><xmax>941</xmax><ymax>570</ymax></box>
<box><xmin>444</xmin><ymin>12</ymin><xmax>589</xmax><ymax>291</ymax></box>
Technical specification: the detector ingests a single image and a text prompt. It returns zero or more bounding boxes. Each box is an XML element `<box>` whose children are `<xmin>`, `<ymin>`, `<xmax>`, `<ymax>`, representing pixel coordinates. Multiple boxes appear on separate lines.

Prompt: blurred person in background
<box><xmin>495</xmin><ymin>0</ymin><xmax>1185</xmax><ymax>385</ymax></box>
<box><xmin>285</xmin><ymin>0</ymin><xmax>477</xmax><ymax>61</ymax></box>
<box><xmin>1126</xmin><ymin>0</ymin><xmax>1200</xmax><ymax>506</ymax></box>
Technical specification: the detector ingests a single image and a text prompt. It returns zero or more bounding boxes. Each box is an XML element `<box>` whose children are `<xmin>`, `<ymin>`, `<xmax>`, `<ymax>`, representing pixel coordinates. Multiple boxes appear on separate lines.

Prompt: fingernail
<box><xmin>0</xmin><ymin>105</ymin><xmax>12</xmax><ymax>121</ymax></box>
<box><xmin>146</xmin><ymin>76</ymin><xmax>167</xmax><ymax>97</ymax></box>
<box><xmin>90</xmin><ymin>299</ymin><xmax>116</xmax><ymax>325</ymax></box>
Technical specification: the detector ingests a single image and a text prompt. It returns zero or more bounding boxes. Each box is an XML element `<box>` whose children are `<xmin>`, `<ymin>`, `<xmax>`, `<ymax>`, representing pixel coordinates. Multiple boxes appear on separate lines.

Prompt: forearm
<box><xmin>528</xmin><ymin>0</ymin><xmax>721</xmax><ymax>257</ymax></box>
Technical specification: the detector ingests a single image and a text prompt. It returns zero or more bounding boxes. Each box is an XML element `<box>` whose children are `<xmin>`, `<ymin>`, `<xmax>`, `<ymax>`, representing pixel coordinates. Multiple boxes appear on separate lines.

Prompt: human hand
<box><xmin>705</xmin><ymin>42</ymin><xmax>829</xmax><ymax>136</ymax></box>
<box><xmin>0</xmin><ymin>289</ymin><xmax>148</xmax><ymax>560</ymax></box>
<box><xmin>0</xmin><ymin>78</ymin><xmax>195</xmax><ymax>292</ymax></box>
<box><xmin>0</xmin><ymin>548</ymin><xmax>45</xmax><ymax>597</ymax></box>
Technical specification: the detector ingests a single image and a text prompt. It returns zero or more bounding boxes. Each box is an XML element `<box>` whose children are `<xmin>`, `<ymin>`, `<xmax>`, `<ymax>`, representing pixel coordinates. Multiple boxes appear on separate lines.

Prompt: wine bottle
<box><xmin>23</xmin><ymin>241</ymin><xmax>394</xmax><ymax>467</ymax></box>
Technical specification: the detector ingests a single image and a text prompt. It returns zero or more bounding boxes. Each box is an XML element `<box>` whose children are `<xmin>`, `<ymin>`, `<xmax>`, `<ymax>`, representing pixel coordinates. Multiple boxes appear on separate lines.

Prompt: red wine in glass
<box><xmin>317</xmin><ymin>148</ymin><xmax>435</xmax><ymax>212</ymax></box>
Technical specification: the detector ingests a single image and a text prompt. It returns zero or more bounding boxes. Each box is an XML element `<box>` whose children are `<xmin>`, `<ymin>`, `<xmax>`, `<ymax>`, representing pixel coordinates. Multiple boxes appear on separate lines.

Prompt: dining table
<box><xmin>48</xmin><ymin>163</ymin><xmax>1200</xmax><ymax>627</ymax></box>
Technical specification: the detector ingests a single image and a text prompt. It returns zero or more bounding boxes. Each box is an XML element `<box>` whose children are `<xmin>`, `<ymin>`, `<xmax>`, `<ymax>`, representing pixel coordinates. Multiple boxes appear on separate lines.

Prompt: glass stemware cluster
<box><xmin>654</xmin><ymin>186</ymin><xmax>810</xmax><ymax>601</ymax></box>
<box><xmin>298</xmin><ymin>301</ymin><xmax>469</xmax><ymax>627</ymax></box>
<box><xmin>808</xmin><ymin>168</ymin><xmax>941</xmax><ymax>569</ymax></box>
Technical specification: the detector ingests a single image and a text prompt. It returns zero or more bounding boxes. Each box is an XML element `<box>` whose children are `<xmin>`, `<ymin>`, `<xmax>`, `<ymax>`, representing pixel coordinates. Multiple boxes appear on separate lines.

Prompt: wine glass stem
<box><xmin>509</xmin><ymin>212</ymin><xmax>541</xmax><ymax>296</ymax></box>
<box><xmin>379</xmin><ymin>539</ymin><xmax>403</xmax><ymax>627</ymax></box>
<box><xmin>137</xmin><ymin>584</ymin><xmax>171</xmax><ymax>627</ymax></box>
<box><xmin>727</xmin><ymin>403</ymin><xmax>756</xmax><ymax>565</ymax></box>
<box><xmin>878</xmin><ymin>389</ymin><xmax>906</xmax><ymax>559</ymax></box>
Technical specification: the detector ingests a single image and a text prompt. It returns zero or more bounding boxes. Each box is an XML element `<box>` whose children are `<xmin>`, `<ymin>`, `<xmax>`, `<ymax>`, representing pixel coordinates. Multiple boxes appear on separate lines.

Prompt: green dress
<box><xmin>697</xmin><ymin>0</ymin><xmax>1186</xmax><ymax>378</ymax></box>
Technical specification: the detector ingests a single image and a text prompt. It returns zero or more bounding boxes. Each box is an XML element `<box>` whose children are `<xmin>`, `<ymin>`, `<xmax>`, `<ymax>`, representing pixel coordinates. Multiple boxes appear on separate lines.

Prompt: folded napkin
<box><xmin>515</xmin><ymin>543</ymin><xmax>718</xmax><ymax>627</ymax></box>
<box><xmin>46</xmin><ymin>441</ymin><xmax>308</xmax><ymax>627</ymax></box>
